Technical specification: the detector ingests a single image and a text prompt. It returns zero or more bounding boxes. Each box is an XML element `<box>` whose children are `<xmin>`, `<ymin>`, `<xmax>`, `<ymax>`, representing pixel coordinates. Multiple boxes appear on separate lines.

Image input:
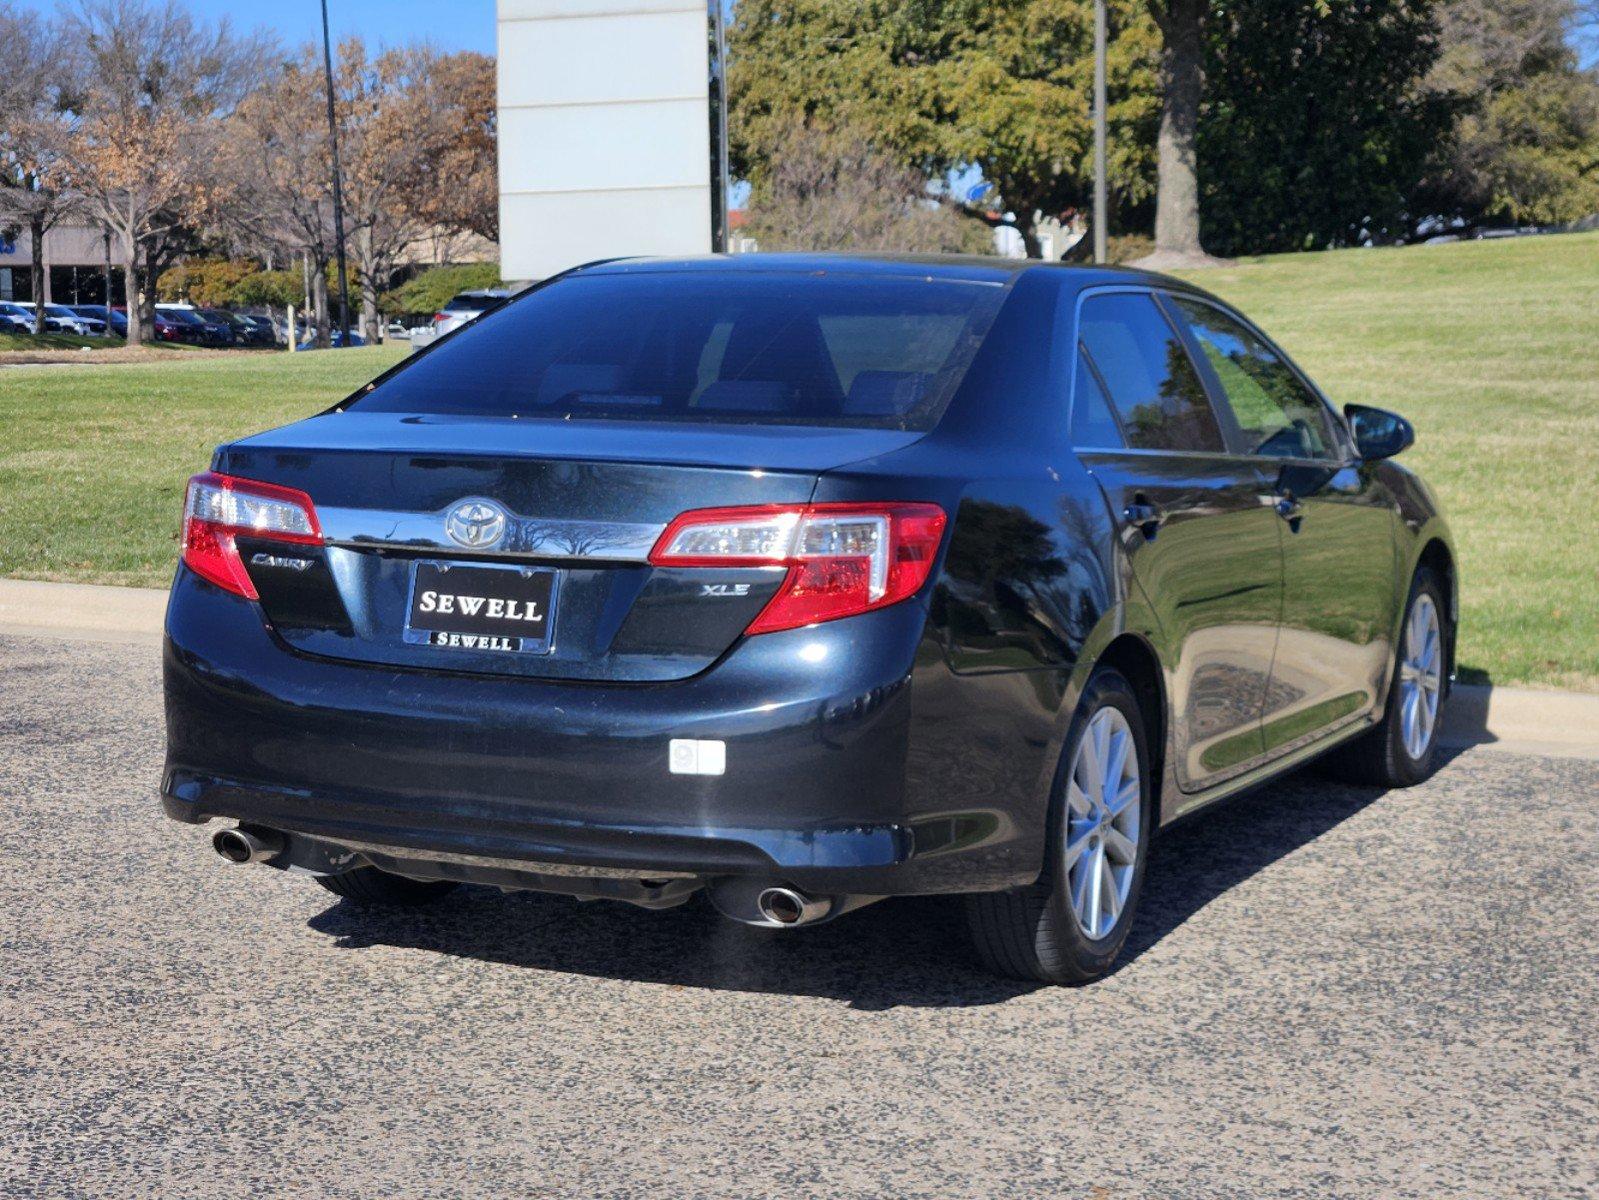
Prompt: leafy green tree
<box><xmin>379</xmin><ymin>263</ymin><xmax>501</xmax><ymax>318</ymax></box>
<box><xmin>1419</xmin><ymin>0</ymin><xmax>1599</xmax><ymax>230</ymax></box>
<box><xmin>233</xmin><ymin>270</ymin><xmax>302</xmax><ymax>309</ymax></box>
<box><xmin>1199</xmin><ymin>0</ymin><xmax>1457</xmax><ymax>254</ymax></box>
<box><xmin>729</xmin><ymin>0</ymin><xmax>1161</xmax><ymax>255</ymax></box>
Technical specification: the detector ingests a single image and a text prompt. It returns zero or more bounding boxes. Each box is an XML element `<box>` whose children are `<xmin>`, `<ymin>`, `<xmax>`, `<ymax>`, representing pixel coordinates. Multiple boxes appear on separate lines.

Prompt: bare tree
<box><xmin>226</xmin><ymin>48</ymin><xmax>340</xmax><ymax>347</ymax></box>
<box><xmin>64</xmin><ymin>0</ymin><xmax>270</xmax><ymax>344</ymax></box>
<box><xmin>0</xmin><ymin>4</ymin><xmax>84</xmax><ymax>333</ymax></box>
<box><xmin>746</xmin><ymin>124</ymin><xmax>988</xmax><ymax>253</ymax></box>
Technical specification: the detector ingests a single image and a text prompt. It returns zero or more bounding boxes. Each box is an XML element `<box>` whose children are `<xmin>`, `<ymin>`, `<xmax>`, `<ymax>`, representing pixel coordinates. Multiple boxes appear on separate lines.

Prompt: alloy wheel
<box><xmin>1064</xmin><ymin>707</ymin><xmax>1141</xmax><ymax>940</ymax></box>
<box><xmin>1398</xmin><ymin>593</ymin><xmax>1443</xmax><ymax>760</ymax></box>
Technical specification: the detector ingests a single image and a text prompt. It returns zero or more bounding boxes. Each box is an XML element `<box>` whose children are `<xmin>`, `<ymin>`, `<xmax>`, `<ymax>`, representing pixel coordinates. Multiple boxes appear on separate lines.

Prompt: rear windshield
<box><xmin>350</xmin><ymin>272</ymin><xmax>1005</xmax><ymax>430</ymax></box>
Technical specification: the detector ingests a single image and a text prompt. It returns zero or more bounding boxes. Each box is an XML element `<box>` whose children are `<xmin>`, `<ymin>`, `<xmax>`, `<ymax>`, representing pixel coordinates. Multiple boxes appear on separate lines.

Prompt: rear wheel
<box><xmin>315</xmin><ymin>867</ymin><xmax>459</xmax><ymax>907</ymax></box>
<box><xmin>965</xmin><ymin>668</ymin><xmax>1152</xmax><ymax>984</ymax></box>
<box><xmin>1325</xmin><ymin>568</ymin><xmax>1450</xmax><ymax>787</ymax></box>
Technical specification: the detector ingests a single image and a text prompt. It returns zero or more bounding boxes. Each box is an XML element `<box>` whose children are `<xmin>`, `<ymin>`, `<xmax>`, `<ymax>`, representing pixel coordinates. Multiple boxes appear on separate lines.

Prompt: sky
<box><xmin>15</xmin><ymin>0</ymin><xmax>497</xmax><ymax>55</ymax></box>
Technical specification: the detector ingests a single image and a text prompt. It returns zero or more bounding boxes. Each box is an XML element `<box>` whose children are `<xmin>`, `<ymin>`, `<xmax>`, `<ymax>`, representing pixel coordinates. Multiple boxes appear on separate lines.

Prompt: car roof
<box><xmin>569</xmin><ymin>252</ymin><xmax>1198</xmax><ymax>296</ymax></box>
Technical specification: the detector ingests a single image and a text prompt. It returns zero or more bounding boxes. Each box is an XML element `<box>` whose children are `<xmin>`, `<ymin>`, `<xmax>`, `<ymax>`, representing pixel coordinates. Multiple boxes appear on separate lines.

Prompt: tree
<box><xmin>744</xmin><ymin>123</ymin><xmax>990</xmax><ymax>251</ymax></box>
<box><xmin>64</xmin><ymin>0</ymin><xmax>269</xmax><ymax>344</ymax></box>
<box><xmin>227</xmin><ymin>47</ymin><xmax>341</xmax><ymax>347</ymax></box>
<box><xmin>379</xmin><ymin>263</ymin><xmax>500</xmax><ymax>318</ymax></box>
<box><xmin>1419</xmin><ymin>0</ymin><xmax>1599</xmax><ymax>231</ymax></box>
<box><xmin>729</xmin><ymin>0</ymin><xmax>1161</xmax><ymax>256</ymax></box>
<box><xmin>0</xmin><ymin>4</ymin><xmax>85</xmax><ymax>333</ymax></box>
<box><xmin>1138</xmin><ymin>0</ymin><xmax>1222</xmax><ymax>264</ymax></box>
<box><xmin>392</xmin><ymin>51</ymin><xmax>498</xmax><ymax>244</ymax></box>
<box><xmin>1199</xmin><ymin>0</ymin><xmax>1456</xmax><ymax>255</ymax></box>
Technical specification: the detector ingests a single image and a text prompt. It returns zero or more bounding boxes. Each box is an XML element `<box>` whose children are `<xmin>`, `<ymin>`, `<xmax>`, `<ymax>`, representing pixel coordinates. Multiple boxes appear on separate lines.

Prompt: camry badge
<box><xmin>444</xmin><ymin>499</ymin><xmax>508</xmax><ymax>550</ymax></box>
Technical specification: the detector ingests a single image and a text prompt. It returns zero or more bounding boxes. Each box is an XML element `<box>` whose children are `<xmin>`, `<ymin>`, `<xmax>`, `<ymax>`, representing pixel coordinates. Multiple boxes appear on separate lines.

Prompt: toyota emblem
<box><xmin>444</xmin><ymin>499</ymin><xmax>508</xmax><ymax>549</ymax></box>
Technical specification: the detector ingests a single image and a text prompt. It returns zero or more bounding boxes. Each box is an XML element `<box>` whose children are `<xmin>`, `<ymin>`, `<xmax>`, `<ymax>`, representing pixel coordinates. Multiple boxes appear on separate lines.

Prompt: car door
<box><xmin>1070</xmin><ymin>289</ymin><xmax>1284</xmax><ymax>793</ymax></box>
<box><xmin>1166</xmin><ymin>294</ymin><xmax>1400</xmax><ymax>758</ymax></box>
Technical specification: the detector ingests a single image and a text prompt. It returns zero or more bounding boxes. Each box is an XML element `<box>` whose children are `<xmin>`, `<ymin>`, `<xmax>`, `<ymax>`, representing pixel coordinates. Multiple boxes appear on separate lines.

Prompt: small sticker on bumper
<box><xmin>669</xmin><ymin>739</ymin><xmax>726</xmax><ymax>776</ymax></box>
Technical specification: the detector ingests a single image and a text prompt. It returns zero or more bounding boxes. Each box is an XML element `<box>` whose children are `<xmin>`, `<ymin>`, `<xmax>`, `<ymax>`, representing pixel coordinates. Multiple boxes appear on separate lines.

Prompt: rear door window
<box><xmin>1077</xmin><ymin>292</ymin><xmax>1224</xmax><ymax>453</ymax></box>
<box><xmin>1169</xmin><ymin>296</ymin><xmax>1338</xmax><ymax>460</ymax></box>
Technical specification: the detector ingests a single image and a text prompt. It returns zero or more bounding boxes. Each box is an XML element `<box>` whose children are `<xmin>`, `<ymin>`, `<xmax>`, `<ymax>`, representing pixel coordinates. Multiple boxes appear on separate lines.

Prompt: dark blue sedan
<box><xmin>163</xmin><ymin>255</ymin><xmax>1456</xmax><ymax>982</ymax></box>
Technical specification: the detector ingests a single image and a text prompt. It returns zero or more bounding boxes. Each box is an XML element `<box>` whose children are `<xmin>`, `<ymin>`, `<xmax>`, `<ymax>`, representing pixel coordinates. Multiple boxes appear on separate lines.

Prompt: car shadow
<box><xmin>306</xmin><ymin>754</ymin><xmax>1456</xmax><ymax>1009</ymax></box>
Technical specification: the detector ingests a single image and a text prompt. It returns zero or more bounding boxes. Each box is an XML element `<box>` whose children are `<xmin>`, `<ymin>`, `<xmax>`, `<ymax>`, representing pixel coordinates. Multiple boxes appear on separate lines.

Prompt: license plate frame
<box><xmin>403</xmin><ymin>560</ymin><xmax>560</xmax><ymax>656</ymax></box>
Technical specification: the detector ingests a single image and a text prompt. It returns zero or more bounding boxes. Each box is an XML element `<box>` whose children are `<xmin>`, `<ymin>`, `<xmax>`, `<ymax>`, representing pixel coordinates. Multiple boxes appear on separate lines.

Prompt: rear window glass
<box><xmin>351</xmin><ymin>272</ymin><xmax>1005</xmax><ymax>430</ymax></box>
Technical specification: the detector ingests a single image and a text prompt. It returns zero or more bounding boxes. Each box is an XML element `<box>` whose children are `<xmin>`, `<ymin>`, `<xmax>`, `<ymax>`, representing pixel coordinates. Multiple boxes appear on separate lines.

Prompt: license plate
<box><xmin>404</xmin><ymin>561</ymin><xmax>559</xmax><ymax>655</ymax></box>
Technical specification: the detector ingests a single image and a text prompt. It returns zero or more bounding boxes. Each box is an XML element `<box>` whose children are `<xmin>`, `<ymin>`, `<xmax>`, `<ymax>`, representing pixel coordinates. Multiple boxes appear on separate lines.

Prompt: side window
<box><xmin>1070</xmin><ymin>347</ymin><xmax>1125</xmax><ymax>448</ymax></box>
<box><xmin>1078</xmin><ymin>293</ymin><xmax>1224</xmax><ymax>452</ymax></box>
<box><xmin>1171</xmin><ymin>297</ymin><xmax>1337</xmax><ymax>459</ymax></box>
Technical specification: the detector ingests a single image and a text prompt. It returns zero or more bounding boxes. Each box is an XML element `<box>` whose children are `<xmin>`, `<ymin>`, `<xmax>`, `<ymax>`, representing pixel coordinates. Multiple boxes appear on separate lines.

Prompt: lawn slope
<box><xmin>1178</xmin><ymin>231</ymin><xmax>1599</xmax><ymax>691</ymax></box>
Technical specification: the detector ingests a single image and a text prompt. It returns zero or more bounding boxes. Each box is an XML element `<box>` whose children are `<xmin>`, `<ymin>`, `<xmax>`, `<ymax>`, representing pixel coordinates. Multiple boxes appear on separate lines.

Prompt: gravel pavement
<box><xmin>1</xmin><ymin>633</ymin><xmax>1595</xmax><ymax>1199</ymax></box>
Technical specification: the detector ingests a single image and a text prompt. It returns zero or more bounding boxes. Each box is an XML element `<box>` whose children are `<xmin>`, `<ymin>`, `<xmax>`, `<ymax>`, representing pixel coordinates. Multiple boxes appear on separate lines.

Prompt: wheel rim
<box><xmin>1064</xmin><ymin>708</ymin><xmax>1141</xmax><ymax>941</ymax></box>
<box><xmin>1398</xmin><ymin>593</ymin><xmax>1443</xmax><ymax>760</ymax></box>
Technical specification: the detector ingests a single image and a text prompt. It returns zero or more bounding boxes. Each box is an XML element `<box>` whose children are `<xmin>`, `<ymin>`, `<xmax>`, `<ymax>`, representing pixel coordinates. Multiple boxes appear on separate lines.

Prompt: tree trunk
<box><xmin>1018</xmin><ymin>215</ymin><xmax>1043</xmax><ymax>260</ymax></box>
<box><xmin>357</xmin><ymin>226</ymin><xmax>381</xmax><ymax>343</ymax></box>
<box><xmin>312</xmin><ymin>263</ymin><xmax>331</xmax><ymax>349</ymax></box>
<box><xmin>1152</xmin><ymin>0</ymin><xmax>1209</xmax><ymax>261</ymax></box>
<box><xmin>30</xmin><ymin>215</ymin><xmax>46</xmax><ymax>335</ymax></box>
<box><xmin>122</xmin><ymin>239</ymin><xmax>143</xmax><ymax>346</ymax></box>
<box><xmin>139</xmin><ymin>243</ymin><xmax>157</xmax><ymax>341</ymax></box>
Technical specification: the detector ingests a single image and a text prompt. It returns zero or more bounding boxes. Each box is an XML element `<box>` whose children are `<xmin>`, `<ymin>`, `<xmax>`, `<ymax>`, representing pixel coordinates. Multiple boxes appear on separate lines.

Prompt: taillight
<box><xmin>181</xmin><ymin>471</ymin><xmax>321</xmax><ymax>599</ymax></box>
<box><xmin>649</xmin><ymin>503</ymin><xmax>947</xmax><ymax>635</ymax></box>
<box><xmin>432</xmin><ymin>312</ymin><xmax>448</xmax><ymax>324</ymax></box>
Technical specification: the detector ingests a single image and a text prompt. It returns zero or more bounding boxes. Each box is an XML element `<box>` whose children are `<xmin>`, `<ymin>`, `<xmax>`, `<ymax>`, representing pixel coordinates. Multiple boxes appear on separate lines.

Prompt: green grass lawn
<box><xmin>0</xmin><ymin>346</ymin><xmax>406</xmax><ymax>588</ymax></box>
<box><xmin>0</xmin><ymin>331</ymin><xmax>125</xmax><ymax>352</ymax></box>
<box><xmin>1</xmin><ymin>232</ymin><xmax>1596</xmax><ymax>690</ymax></box>
<box><xmin>1176</xmin><ymin>231</ymin><xmax>1599</xmax><ymax>691</ymax></box>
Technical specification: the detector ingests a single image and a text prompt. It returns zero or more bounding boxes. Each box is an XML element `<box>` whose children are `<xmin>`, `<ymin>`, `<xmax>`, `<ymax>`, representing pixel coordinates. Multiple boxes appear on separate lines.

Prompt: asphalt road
<box><xmin>1</xmin><ymin>633</ymin><xmax>1595</xmax><ymax>1200</ymax></box>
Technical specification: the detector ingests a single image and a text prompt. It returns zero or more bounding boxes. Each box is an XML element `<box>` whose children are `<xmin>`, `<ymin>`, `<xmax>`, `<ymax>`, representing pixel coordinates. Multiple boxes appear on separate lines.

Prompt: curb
<box><xmin>1</xmin><ymin>577</ymin><xmax>1594</xmax><ymax>760</ymax></box>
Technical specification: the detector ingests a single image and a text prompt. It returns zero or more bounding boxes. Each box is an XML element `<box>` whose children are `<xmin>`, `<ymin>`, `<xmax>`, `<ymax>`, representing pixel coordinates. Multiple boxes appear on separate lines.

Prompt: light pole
<box><xmin>320</xmin><ymin>0</ymin><xmax>352</xmax><ymax>343</ymax></box>
<box><xmin>710</xmin><ymin>0</ymin><xmax>731</xmax><ymax>253</ymax></box>
<box><xmin>1093</xmin><ymin>0</ymin><xmax>1108</xmax><ymax>263</ymax></box>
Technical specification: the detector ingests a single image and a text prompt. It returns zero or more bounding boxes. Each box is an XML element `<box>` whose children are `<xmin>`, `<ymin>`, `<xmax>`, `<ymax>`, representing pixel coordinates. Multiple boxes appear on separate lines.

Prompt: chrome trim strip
<box><xmin>317</xmin><ymin>505</ymin><xmax>666</xmax><ymax>562</ymax></box>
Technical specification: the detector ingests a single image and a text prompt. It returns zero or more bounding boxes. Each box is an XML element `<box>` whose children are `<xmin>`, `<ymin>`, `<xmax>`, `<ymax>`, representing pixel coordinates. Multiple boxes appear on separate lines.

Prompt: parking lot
<box><xmin>1</xmin><ymin>630</ymin><xmax>1594</xmax><ymax>1199</ymax></box>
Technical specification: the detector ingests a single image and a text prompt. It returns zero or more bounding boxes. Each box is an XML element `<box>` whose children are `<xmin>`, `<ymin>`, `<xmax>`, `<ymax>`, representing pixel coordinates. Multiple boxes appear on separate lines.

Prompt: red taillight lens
<box><xmin>432</xmin><ymin>312</ymin><xmax>448</xmax><ymax>324</ymax></box>
<box><xmin>649</xmin><ymin>503</ymin><xmax>947</xmax><ymax>635</ymax></box>
<box><xmin>181</xmin><ymin>471</ymin><xmax>322</xmax><ymax>599</ymax></box>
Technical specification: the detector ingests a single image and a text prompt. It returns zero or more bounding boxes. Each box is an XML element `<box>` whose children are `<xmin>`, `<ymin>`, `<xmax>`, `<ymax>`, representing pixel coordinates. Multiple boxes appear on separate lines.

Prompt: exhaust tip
<box><xmin>756</xmin><ymin>886</ymin><xmax>828</xmax><ymax>927</ymax></box>
<box><xmin>212</xmin><ymin>825</ymin><xmax>283</xmax><ymax>865</ymax></box>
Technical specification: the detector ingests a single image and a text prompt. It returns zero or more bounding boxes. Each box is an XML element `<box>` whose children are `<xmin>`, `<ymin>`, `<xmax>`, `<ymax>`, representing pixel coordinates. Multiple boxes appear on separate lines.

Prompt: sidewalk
<box><xmin>1</xmin><ymin>577</ymin><xmax>1594</xmax><ymax>760</ymax></box>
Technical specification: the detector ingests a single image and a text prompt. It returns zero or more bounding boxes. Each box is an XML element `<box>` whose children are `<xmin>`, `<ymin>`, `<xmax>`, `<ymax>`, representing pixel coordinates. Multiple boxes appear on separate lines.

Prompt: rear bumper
<box><xmin>162</xmin><ymin>569</ymin><xmax>1035</xmax><ymax>895</ymax></box>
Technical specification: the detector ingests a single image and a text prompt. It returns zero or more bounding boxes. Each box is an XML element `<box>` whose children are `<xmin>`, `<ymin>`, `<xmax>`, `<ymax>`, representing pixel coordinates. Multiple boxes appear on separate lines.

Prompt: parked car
<box><xmin>0</xmin><ymin>306</ymin><xmax>32</xmax><ymax>333</ymax></box>
<box><xmin>0</xmin><ymin>301</ymin><xmax>88</xmax><ymax>334</ymax></box>
<box><xmin>156</xmin><ymin>305</ymin><xmax>232</xmax><ymax>346</ymax></box>
<box><xmin>70</xmin><ymin>305</ymin><xmax>129</xmax><ymax>337</ymax></box>
<box><xmin>429</xmin><ymin>288</ymin><xmax>511</xmax><ymax>338</ymax></box>
<box><xmin>163</xmin><ymin>255</ymin><xmax>1456</xmax><ymax>984</ymax></box>
<box><xmin>236</xmin><ymin>313</ymin><xmax>280</xmax><ymax>346</ymax></box>
<box><xmin>44</xmin><ymin>304</ymin><xmax>105</xmax><ymax>335</ymax></box>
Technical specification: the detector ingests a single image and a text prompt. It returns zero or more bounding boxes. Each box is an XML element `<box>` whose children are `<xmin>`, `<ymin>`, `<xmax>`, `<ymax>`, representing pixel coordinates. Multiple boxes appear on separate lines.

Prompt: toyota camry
<box><xmin>162</xmin><ymin>254</ymin><xmax>1456</xmax><ymax>983</ymax></box>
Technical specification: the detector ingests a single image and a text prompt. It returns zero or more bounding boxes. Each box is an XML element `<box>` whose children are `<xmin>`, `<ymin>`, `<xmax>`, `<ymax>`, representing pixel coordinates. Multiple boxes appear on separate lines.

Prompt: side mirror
<box><xmin>1344</xmin><ymin>404</ymin><xmax>1414</xmax><ymax>461</ymax></box>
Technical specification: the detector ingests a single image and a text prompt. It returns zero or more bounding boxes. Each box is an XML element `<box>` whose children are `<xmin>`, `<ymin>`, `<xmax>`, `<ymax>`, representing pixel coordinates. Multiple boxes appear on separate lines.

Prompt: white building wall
<box><xmin>497</xmin><ymin>0</ymin><xmax>713</xmax><ymax>281</ymax></box>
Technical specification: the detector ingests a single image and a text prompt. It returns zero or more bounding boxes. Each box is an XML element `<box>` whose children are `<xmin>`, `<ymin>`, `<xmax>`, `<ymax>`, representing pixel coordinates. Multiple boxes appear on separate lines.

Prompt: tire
<box><xmin>964</xmin><ymin>667</ymin><xmax>1153</xmax><ymax>984</ymax></box>
<box><xmin>315</xmin><ymin>866</ymin><xmax>460</xmax><ymax>907</ymax></box>
<box><xmin>1324</xmin><ymin>568</ymin><xmax>1450</xmax><ymax>788</ymax></box>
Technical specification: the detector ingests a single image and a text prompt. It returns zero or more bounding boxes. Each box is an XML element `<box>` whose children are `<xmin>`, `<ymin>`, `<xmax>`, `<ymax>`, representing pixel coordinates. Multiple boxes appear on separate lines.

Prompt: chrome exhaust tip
<box><xmin>755</xmin><ymin>886</ymin><xmax>830</xmax><ymax>927</ymax></box>
<box><xmin>212</xmin><ymin>825</ymin><xmax>285</xmax><ymax>865</ymax></box>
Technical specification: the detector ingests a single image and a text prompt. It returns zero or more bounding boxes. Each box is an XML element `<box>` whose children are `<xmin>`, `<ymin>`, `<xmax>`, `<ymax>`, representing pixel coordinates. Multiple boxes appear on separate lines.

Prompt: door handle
<box><xmin>1123</xmin><ymin>500</ymin><xmax>1165</xmax><ymax>540</ymax></box>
